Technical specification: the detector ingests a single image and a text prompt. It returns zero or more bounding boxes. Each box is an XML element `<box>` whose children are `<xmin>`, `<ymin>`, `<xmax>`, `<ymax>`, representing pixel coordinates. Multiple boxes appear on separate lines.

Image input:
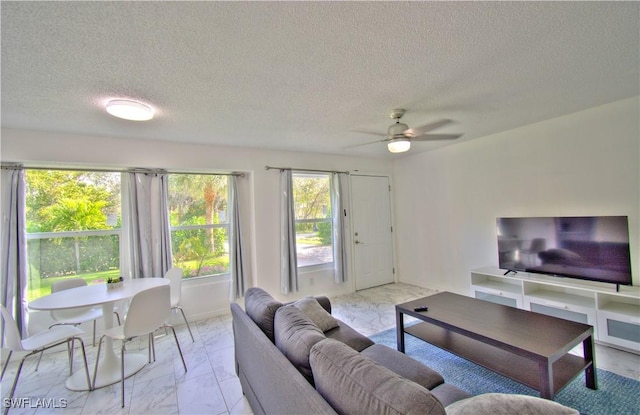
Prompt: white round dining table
<box><xmin>29</xmin><ymin>277</ymin><xmax>170</xmax><ymax>391</ymax></box>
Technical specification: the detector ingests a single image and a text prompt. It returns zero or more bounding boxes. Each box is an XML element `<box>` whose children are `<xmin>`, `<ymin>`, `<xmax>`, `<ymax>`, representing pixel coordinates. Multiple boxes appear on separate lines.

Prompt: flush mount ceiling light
<box><xmin>105</xmin><ymin>99</ymin><xmax>154</xmax><ymax>121</ymax></box>
<box><xmin>387</xmin><ymin>138</ymin><xmax>411</xmax><ymax>153</ymax></box>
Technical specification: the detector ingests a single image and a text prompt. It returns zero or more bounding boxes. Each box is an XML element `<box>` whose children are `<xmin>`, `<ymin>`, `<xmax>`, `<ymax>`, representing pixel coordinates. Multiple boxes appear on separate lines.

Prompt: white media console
<box><xmin>470</xmin><ymin>267</ymin><xmax>640</xmax><ymax>354</ymax></box>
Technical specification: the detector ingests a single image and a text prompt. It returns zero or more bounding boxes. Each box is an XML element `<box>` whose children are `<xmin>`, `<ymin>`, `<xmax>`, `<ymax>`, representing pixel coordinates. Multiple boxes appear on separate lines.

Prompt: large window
<box><xmin>24</xmin><ymin>170</ymin><xmax>231</xmax><ymax>302</ymax></box>
<box><xmin>25</xmin><ymin>170</ymin><xmax>121</xmax><ymax>301</ymax></box>
<box><xmin>293</xmin><ymin>173</ymin><xmax>333</xmax><ymax>268</ymax></box>
<box><xmin>167</xmin><ymin>174</ymin><xmax>230</xmax><ymax>278</ymax></box>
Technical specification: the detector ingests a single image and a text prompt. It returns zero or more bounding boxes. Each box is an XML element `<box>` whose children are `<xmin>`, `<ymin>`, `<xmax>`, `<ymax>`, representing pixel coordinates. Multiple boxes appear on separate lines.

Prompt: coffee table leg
<box><xmin>538</xmin><ymin>360</ymin><xmax>554</xmax><ymax>400</ymax></box>
<box><xmin>583</xmin><ymin>335</ymin><xmax>598</xmax><ymax>390</ymax></box>
<box><xmin>396</xmin><ymin>309</ymin><xmax>405</xmax><ymax>353</ymax></box>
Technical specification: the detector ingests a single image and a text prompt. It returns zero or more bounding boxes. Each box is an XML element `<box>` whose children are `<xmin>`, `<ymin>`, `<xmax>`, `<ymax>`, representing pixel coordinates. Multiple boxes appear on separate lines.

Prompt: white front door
<box><xmin>351</xmin><ymin>175</ymin><xmax>394</xmax><ymax>290</ymax></box>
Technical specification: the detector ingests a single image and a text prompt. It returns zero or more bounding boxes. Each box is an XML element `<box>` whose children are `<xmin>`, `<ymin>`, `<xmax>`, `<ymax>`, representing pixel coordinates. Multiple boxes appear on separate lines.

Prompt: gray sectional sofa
<box><xmin>231</xmin><ymin>287</ymin><xmax>578</xmax><ymax>415</ymax></box>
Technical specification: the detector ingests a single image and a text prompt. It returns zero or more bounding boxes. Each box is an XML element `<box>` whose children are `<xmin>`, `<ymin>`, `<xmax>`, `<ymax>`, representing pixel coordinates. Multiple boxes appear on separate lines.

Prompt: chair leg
<box><xmin>167</xmin><ymin>325</ymin><xmax>187</xmax><ymax>373</ymax></box>
<box><xmin>92</xmin><ymin>335</ymin><xmax>106</xmax><ymax>390</ymax></box>
<box><xmin>73</xmin><ymin>337</ymin><xmax>92</xmax><ymax>391</ymax></box>
<box><xmin>34</xmin><ymin>351</ymin><xmax>44</xmax><ymax>372</ymax></box>
<box><xmin>152</xmin><ymin>332</ymin><xmax>157</xmax><ymax>362</ymax></box>
<box><xmin>120</xmin><ymin>344</ymin><xmax>126</xmax><ymax>408</ymax></box>
<box><xmin>115</xmin><ymin>312</ymin><xmax>125</xmax><ymax>352</ymax></box>
<box><xmin>92</xmin><ymin>320</ymin><xmax>97</xmax><ymax>347</ymax></box>
<box><xmin>176</xmin><ymin>306</ymin><xmax>195</xmax><ymax>342</ymax></box>
<box><xmin>4</xmin><ymin>356</ymin><xmax>28</xmax><ymax>415</ymax></box>
<box><xmin>67</xmin><ymin>338</ymin><xmax>75</xmax><ymax>376</ymax></box>
<box><xmin>35</xmin><ymin>338</ymin><xmax>74</xmax><ymax>374</ymax></box>
<box><xmin>0</xmin><ymin>350</ymin><xmax>12</xmax><ymax>381</ymax></box>
<box><xmin>147</xmin><ymin>333</ymin><xmax>154</xmax><ymax>363</ymax></box>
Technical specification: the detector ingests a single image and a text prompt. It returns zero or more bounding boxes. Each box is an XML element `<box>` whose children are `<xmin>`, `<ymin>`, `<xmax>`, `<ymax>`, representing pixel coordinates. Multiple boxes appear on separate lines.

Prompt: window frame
<box><xmin>24</xmin><ymin>169</ymin><xmax>123</xmax><ymax>301</ymax></box>
<box><xmin>292</xmin><ymin>172</ymin><xmax>334</xmax><ymax>270</ymax></box>
<box><xmin>23</xmin><ymin>169</ymin><xmax>233</xmax><ymax>300</ymax></box>
<box><xmin>167</xmin><ymin>173</ymin><xmax>231</xmax><ymax>280</ymax></box>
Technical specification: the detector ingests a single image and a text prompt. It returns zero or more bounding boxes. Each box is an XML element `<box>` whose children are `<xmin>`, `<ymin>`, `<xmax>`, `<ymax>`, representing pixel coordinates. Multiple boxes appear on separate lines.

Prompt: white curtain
<box><xmin>1</xmin><ymin>167</ymin><xmax>28</xmax><ymax>337</ymax></box>
<box><xmin>122</xmin><ymin>172</ymin><xmax>172</xmax><ymax>279</ymax></box>
<box><xmin>280</xmin><ymin>169</ymin><xmax>298</xmax><ymax>294</ymax></box>
<box><xmin>331</xmin><ymin>173</ymin><xmax>348</xmax><ymax>284</ymax></box>
<box><xmin>229</xmin><ymin>175</ymin><xmax>247</xmax><ymax>300</ymax></box>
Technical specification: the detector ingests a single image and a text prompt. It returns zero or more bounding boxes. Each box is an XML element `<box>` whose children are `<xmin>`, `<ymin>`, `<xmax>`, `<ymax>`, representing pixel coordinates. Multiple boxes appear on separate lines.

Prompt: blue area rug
<box><xmin>369</xmin><ymin>327</ymin><xmax>640</xmax><ymax>415</ymax></box>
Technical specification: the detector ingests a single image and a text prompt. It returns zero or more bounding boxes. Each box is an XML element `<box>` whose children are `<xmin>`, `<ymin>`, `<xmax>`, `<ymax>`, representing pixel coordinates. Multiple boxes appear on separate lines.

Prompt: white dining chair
<box><xmin>92</xmin><ymin>284</ymin><xmax>187</xmax><ymax>407</ymax></box>
<box><xmin>165</xmin><ymin>268</ymin><xmax>194</xmax><ymax>342</ymax></box>
<box><xmin>36</xmin><ymin>278</ymin><xmax>122</xmax><ymax>371</ymax></box>
<box><xmin>49</xmin><ymin>278</ymin><xmax>103</xmax><ymax>346</ymax></box>
<box><xmin>0</xmin><ymin>305</ymin><xmax>92</xmax><ymax>415</ymax></box>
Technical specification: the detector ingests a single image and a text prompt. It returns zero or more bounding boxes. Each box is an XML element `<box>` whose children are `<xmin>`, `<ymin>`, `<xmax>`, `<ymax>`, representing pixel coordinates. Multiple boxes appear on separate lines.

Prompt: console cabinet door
<box><xmin>597</xmin><ymin>310</ymin><xmax>640</xmax><ymax>352</ymax></box>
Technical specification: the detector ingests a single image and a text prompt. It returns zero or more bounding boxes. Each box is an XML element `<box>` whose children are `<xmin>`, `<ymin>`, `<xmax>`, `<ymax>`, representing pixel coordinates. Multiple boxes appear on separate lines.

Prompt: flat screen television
<box><xmin>496</xmin><ymin>216</ymin><xmax>633</xmax><ymax>288</ymax></box>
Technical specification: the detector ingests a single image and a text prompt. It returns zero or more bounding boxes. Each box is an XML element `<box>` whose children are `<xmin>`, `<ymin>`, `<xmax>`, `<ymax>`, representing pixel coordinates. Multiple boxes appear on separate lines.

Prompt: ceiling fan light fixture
<box><xmin>105</xmin><ymin>99</ymin><xmax>154</xmax><ymax>121</ymax></box>
<box><xmin>388</xmin><ymin>122</ymin><xmax>409</xmax><ymax>137</ymax></box>
<box><xmin>387</xmin><ymin>139</ymin><xmax>411</xmax><ymax>153</ymax></box>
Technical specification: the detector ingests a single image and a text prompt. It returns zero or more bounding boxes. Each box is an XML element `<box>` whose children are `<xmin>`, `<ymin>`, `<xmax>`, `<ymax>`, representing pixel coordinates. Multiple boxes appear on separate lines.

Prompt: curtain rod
<box><xmin>264</xmin><ymin>165</ymin><xmax>349</xmax><ymax>175</ymax></box>
<box><xmin>1</xmin><ymin>163</ymin><xmax>23</xmax><ymax>170</ymax></box>
<box><xmin>0</xmin><ymin>163</ymin><xmax>244</xmax><ymax>177</ymax></box>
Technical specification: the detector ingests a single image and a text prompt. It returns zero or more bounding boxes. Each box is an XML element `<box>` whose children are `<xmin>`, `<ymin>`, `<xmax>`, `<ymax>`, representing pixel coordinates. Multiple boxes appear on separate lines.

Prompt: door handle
<box><xmin>355</xmin><ymin>240</ymin><xmax>363</xmax><ymax>244</ymax></box>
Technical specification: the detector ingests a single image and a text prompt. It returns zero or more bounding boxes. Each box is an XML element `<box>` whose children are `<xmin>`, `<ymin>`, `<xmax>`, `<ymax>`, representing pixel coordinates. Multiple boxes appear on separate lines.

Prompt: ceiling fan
<box><xmin>352</xmin><ymin>109</ymin><xmax>462</xmax><ymax>153</ymax></box>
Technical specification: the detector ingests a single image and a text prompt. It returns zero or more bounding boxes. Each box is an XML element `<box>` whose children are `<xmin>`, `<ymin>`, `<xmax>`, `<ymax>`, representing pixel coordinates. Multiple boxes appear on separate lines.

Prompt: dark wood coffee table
<box><xmin>396</xmin><ymin>291</ymin><xmax>597</xmax><ymax>399</ymax></box>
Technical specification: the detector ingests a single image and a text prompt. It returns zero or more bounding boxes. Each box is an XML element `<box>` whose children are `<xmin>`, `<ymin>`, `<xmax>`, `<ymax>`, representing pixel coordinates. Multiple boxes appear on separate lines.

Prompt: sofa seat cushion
<box><xmin>293</xmin><ymin>296</ymin><xmax>340</xmax><ymax>332</ymax></box>
<box><xmin>244</xmin><ymin>287</ymin><xmax>282</xmax><ymax>342</ymax></box>
<box><xmin>361</xmin><ymin>344</ymin><xmax>445</xmax><ymax>390</ymax></box>
<box><xmin>429</xmin><ymin>383</ymin><xmax>473</xmax><ymax>407</ymax></box>
<box><xmin>445</xmin><ymin>393</ymin><xmax>578</xmax><ymax>415</ymax></box>
<box><xmin>310</xmin><ymin>338</ymin><xmax>446</xmax><ymax>415</ymax></box>
<box><xmin>325</xmin><ymin>322</ymin><xmax>374</xmax><ymax>352</ymax></box>
<box><xmin>274</xmin><ymin>305</ymin><xmax>326</xmax><ymax>384</ymax></box>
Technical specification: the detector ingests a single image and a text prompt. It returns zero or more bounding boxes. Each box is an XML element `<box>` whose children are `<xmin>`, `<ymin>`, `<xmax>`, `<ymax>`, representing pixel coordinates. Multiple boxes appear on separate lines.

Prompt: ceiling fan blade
<box><xmin>404</xmin><ymin>119</ymin><xmax>452</xmax><ymax>137</ymax></box>
<box><xmin>344</xmin><ymin>138</ymin><xmax>388</xmax><ymax>149</ymax></box>
<box><xmin>350</xmin><ymin>129</ymin><xmax>387</xmax><ymax>137</ymax></box>
<box><xmin>411</xmin><ymin>133</ymin><xmax>462</xmax><ymax>141</ymax></box>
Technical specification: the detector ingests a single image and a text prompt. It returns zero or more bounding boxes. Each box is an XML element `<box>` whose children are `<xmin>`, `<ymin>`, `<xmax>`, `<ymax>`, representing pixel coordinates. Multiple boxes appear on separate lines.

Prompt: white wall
<box><xmin>3</xmin><ymin>96</ymin><xmax>638</xmax><ymax>324</ymax></box>
<box><xmin>0</xmin><ymin>130</ymin><xmax>392</xmax><ymax>323</ymax></box>
<box><xmin>392</xmin><ymin>97</ymin><xmax>640</xmax><ymax>294</ymax></box>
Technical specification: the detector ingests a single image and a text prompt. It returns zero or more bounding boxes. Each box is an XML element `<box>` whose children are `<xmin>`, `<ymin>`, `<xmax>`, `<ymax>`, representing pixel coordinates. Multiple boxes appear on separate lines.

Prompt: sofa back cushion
<box><xmin>324</xmin><ymin>323</ymin><xmax>375</xmax><ymax>352</ymax></box>
<box><xmin>245</xmin><ymin>287</ymin><xmax>283</xmax><ymax>342</ymax></box>
<box><xmin>310</xmin><ymin>339</ymin><xmax>446</xmax><ymax>415</ymax></box>
<box><xmin>360</xmin><ymin>344</ymin><xmax>445</xmax><ymax>390</ymax></box>
<box><xmin>230</xmin><ymin>303</ymin><xmax>338</xmax><ymax>415</ymax></box>
<box><xmin>274</xmin><ymin>305</ymin><xmax>326</xmax><ymax>384</ymax></box>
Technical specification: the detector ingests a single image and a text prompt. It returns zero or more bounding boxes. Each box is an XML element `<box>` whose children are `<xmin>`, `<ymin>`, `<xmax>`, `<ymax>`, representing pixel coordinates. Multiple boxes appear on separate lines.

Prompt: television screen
<box><xmin>497</xmin><ymin>216</ymin><xmax>633</xmax><ymax>286</ymax></box>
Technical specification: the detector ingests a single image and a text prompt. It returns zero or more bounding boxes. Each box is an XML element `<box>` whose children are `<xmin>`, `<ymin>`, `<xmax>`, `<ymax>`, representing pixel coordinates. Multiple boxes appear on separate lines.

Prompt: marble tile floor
<box><xmin>1</xmin><ymin>312</ymin><xmax>245</xmax><ymax>415</ymax></box>
<box><xmin>1</xmin><ymin>283</ymin><xmax>638</xmax><ymax>415</ymax></box>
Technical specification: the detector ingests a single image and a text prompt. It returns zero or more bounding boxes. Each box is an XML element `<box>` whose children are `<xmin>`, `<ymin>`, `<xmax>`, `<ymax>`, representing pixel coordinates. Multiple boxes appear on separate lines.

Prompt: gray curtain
<box><xmin>1</xmin><ymin>167</ymin><xmax>28</xmax><ymax>337</ymax></box>
<box><xmin>331</xmin><ymin>173</ymin><xmax>348</xmax><ymax>284</ymax></box>
<box><xmin>229</xmin><ymin>175</ymin><xmax>247</xmax><ymax>300</ymax></box>
<box><xmin>122</xmin><ymin>172</ymin><xmax>172</xmax><ymax>278</ymax></box>
<box><xmin>280</xmin><ymin>169</ymin><xmax>298</xmax><ymax>294</ymax></box>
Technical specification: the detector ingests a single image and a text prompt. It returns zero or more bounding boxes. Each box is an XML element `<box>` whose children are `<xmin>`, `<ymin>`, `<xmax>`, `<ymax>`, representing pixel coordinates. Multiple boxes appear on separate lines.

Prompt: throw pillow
<box><xmin>244</xmin><ymin>287</ymin><xmax>283</xmax><ymax>342</ymax></box>
<box><xmin>310</xmin><ymin>338</ymin><xmax>446</xmax><ymax>415</ymax></box>
<box><xmin>274</xmin><ymin>305</ymin><xmax>326</xmax><ymax>384</ymax></box>
<box><xmin>293</xmin><ymin>296</ymin><xmax>340</xmax><ymax>332</ymax></box>
<box><xmin>445</xmin><ymin>393</ymin><xmax>578</xmax><ymax>415</ymax></box>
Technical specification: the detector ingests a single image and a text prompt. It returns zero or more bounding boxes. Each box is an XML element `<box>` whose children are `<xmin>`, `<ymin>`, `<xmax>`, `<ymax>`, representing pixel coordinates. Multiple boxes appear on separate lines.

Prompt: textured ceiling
<box><xmin>1</xmin><ymin>1</ymin><xmax>638</xmax><ymax>158</ymax></box>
